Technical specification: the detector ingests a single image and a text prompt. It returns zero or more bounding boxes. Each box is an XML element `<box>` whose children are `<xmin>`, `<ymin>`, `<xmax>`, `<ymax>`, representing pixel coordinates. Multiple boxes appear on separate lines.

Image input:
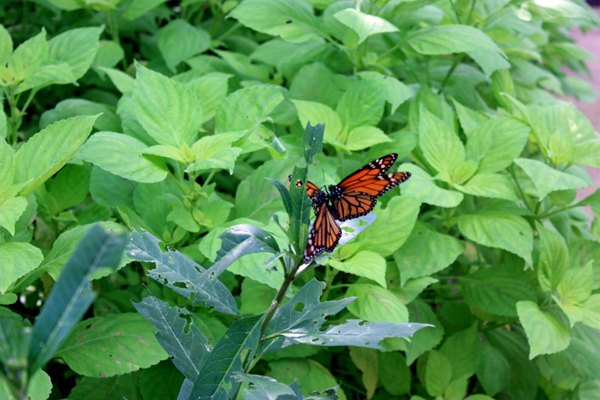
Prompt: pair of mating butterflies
<box><xmin>294</xmin><ymin>154</ymin><xmax>411</xmax><ymax>264</ymax></box>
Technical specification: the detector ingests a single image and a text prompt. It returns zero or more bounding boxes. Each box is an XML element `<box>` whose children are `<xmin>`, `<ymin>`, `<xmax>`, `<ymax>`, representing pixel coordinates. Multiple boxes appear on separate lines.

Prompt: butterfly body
<box><xmin>296</xmin><ymin>154</ymin><xmax>411</xmax><ymax>264</ymax></box>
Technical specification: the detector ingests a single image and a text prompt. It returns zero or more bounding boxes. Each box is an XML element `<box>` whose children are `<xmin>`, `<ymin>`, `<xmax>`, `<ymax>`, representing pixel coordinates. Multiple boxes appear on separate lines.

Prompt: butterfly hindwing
<box><xmin>303</xmin><ymin>201</ymin><xmax>342</xmax><ymax>264</ymax></box>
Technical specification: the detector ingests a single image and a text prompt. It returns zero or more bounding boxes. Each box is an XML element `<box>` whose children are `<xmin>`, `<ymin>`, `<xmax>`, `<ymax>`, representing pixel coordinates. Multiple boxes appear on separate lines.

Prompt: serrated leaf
<box><xmin>92</xmin><ymin>40</ymin><xmax>124</xmax><ymax>70</ymax></box>
<box><xmin>292</xmin><ymin>99</ymin><xmax>343</xmax><ymax>144</ymax></box>
<box><xmin>345</xmin><ymin>125</ymin><xmax>391</xmax><ymax>151</ymax></box>
<box><xmin>346</xmin><ymin>284</ymin><xmax>408</xmax><ymax>323</ymax></box>
<box><xmin>358</xmin><ymin>71</ymin><xmax>414</xmax><ymax>114</ymax></box>
<box><xmin>419</xmin><ymin>106</ymin><xmax>465</xmax><ymax>182</ymax></box>
<box><xmin>133</xmin><ymin>63</ymin><xmax>202</xmax><ymax>148</ymax></box>
<box><xmin>0</xmin><ymin>24</ymin><xmax>12</xmax><ymax>66</ymax></box>
<box><xmin>333</xmin><ymin>9</ymin><xmax>398</xmax><ymax>44</ymax></box>
<box><xmin>77</xmin><ymin>131</ymin><xmax>168</xmax><ymax>183</ymax></box>
<box><xmin>234</xmin><ymin>373</ymin><xmax>296</xmax><ymax>400</ymax></box>
<box><xmin>339</xmin><ymin>196</ymin><xmax>420</xmax><ymax>258</ymax></box>
<box><xmin>14</xmin><ymin>115</ymin><xmax>98</xmax><ymax>196</ymax></box>
<box><xmin>425</xmin><ymin>350</ymin><xmax>452</xmax><ymax>397</ymax></box>
<box><xmin>29</xmin><ymin>225</ymin><xmax>126</xmax><ymax>373</ymax></box>
<box><xmin>229</xmin><ymin>0</ymin><xmax>323</xmax><ymax>43</ymax></box>
<box><xmin>157</xmin><ymin>20</ymin><xmax>210</xmax><ymax>72</ymax></box>
<box><xmin>557</xmin><ymin>262</ymin><xmax>593</xmax><ymax>317</ymax></box>
<box><xmin>517</xmin><ymin>301</ymin><xmax>570</xmax><ymax>359</ymax></box>
<box><xmin>98</xmin><ymin>67</ymin><xmax>134</xmax><ymax>93</ymax></box>
<box><xmin>0</xmin><ymin>242</ymin><xmax>43</xmax><ymax>295</ymax></box>
<box><xmin>8</xmin><ymin>29</ymin><xmax>48</xmax><ymax>81</ymax></box>
<box><xmin>133</xmin><ymin>296</ymin><xmax>209</xmax><ymax>381</ymax></box>
<box><xmin>476</xmin><ymin>341</ymin><xmax>511</xmax><ymax>396</ymax></box>
<box><xmin>0</xmin><ymin>197</ymin><xmax>28</xmax><ymax>236</ymax></box>
<box><xmin>56</xmin><ymin>313</ymin><xmax>168</xmax><ymax>377</ymax></box>
<box><xmin>48</xmin><ymin>26</ymin><xmax>102</xmax><ymax>79</ymax></box>
<box><xmin>181</xmin><ymin>72</ymin><xmax>232</xmax><ymax>123</ymax></box>
<box><xmin>459</xmin><ymin>265</ymin><xmax>536</xmax><ymax>317</ymax></box>
<box><xmin>457</xmin><ymin>210</ymin><xmax>533</xmax><ymax>266</ymax></box>
<box><xmin>189</xmin><ymin>315</ymin><xmax>263</xmax><ymax>400</ymax></box>
<box><xmin>15</xmin><ymin>62</ymin><xmax>76</xmax><ymax>93</ymax></box>
<box><xmin>514</xmin><ymin>158</ymin><xmax>588</xmax><ymax>200</ymax></box>
<box><xmin>394</xmin><ymin>222</ymin><xmax>465</xmax><ymax>285</ymax></box>
<box><xmin>337</xmin><ymin>79</ymin><xmax>386</xmax><ymax>132</ymax></box>
<box><xmin>404</xmin><ymin>300</ymin><xmax>444</xmax><ymax>364</ymax></box>
<box><xmin>465</xmin><ymin>117</ymin><xmax>530</xmax><ymax>174</ymax></box>
<box><xmin>537</xmin><ymin>222</ymin><xmax>569</xmax><ymax>293</ymax></box>
<box><xmin>399</xmin><ymin>163</ymin><xmax>464</xmax><ymax>207</ymax></box>
<box><xmin>455</xmin><ymin>173</ymin><xmax>518</xmax><ymax>201</ymax></box>
<box><xmin>329</xmin><ymin>251</ymin><xmax>387</xmax><ymax>288</ymax></box>
<box><xmin>126</xmin><ymin>230</ymin><xmax>240</xmax><ymax>316</ymax></box>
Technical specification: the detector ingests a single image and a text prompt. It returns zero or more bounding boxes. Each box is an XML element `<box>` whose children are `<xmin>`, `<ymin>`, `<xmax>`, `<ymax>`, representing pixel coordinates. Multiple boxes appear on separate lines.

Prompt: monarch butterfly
<box><xmin>293</xmin><ymin>154</ymin><xmax>411</xmax><ymax>264</ymax></box>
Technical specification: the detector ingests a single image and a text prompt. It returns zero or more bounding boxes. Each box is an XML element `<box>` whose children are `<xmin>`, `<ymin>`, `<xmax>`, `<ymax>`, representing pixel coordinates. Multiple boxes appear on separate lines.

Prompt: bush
<box><xmin>1</xmin><ymin>0</ymin><xmax>600</xmax><ymax>399</ymax></box>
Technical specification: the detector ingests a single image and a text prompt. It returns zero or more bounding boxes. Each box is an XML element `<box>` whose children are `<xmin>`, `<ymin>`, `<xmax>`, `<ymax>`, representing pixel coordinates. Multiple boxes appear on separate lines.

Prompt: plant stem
<box><xmin>508</xmin><ymin>164</ymin><xmax>531</xmax><ymax>211</ymax></box>
<box><xmin>376</xmin><ymin>38</ymin><xmax>408</xmax><ymax>61</ymax></box>
<box><xmin>5</xmin><ymin>87</ymin><xmax>22</xmax><ymax>144</ymax></box>
<box><xmin>215</xmin><ymin>22</ymin><xmax>242</xmax><ymax>43</ymax></box>
<box><xmin>259</xmin><ymin>259</ymin><xmax>300</xmax><ymax>338</ymax></box>
<box><xmin>440</xmin><ymin>54</ymin><xmax>465</xmax><ymax>89</ymax></box>
<box><xmin>465</xmin><ymin>0</ymin><xmax>478</xmax><ymax>24</ymax></box>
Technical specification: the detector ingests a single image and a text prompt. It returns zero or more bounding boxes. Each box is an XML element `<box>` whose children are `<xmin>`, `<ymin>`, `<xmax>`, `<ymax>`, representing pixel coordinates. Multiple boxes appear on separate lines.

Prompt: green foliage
<box><xmin>2</xmin><ymin>0</ymin><xmax>600</xmax><ymax>399</ymax></box>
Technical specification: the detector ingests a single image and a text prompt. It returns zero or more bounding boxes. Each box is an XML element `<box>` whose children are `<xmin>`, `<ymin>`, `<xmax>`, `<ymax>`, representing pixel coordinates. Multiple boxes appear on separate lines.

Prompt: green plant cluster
<box><xmin>1</xmin><ymin>0</ymin><xmax>600</xmax><ymax>399</ymax></box>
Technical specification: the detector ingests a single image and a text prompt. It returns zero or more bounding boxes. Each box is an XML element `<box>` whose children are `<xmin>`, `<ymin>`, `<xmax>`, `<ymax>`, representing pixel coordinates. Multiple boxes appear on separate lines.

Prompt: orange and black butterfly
<box><xmin>294</xmin><ymin>154</ymin><xmax>411</xmax><ymax>264</ymax></box>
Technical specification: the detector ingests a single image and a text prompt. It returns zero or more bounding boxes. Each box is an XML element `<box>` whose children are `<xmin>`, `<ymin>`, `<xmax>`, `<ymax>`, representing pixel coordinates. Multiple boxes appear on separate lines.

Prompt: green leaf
<box><xmin>582</xmin><ymin>294</ymin><xmax>600</xmax><ymax>330</ymax></box>
<box><xmin>139</xmin><ymin>362</ymin><xmax>185</xmax><ymax>400</ymax></box>
<box><xmin>0</xmin><ymin>101</ymin><xmax>6</xmax><ymax>140</ymax></box>
<box><xmin>329</xmin><ymin>251</ymin><xmax>387</xmax><ymax>288</ymax></box>
<box><xmin>0</xmin><ymin>370</ymin><xmax>52</xmax><ymax>400</ymax></box>
<box><xmin>14</xmin><ymin>114</ymin><xmax>98</xmax><ymax>196</ymax></box>
<box><xmin>0</xmin><ymin>197</ymin><xmax>28</xmax><ymax>236</ymax></box>
<box><xmin>179</xmin><ymin>72</ymin><xmax>232</xmax><ymax>123</ymax></box>
<box><xmin>0</xmin><ymin>24</ymin><xmax>13</xmax><ymax>66</ymax></box>
<box><xmin>394</xmin><ymin>222</ymin><xmax>465</xmax><ymax>285</ymax></box>
<box><xmin>289</xmin><ymin>62</ymin><xmax>349</xmax><ymax>108</ymax></box>
<box><xmin>340</xmin><ymin>196</ymin><xmax>420</xmax><ymax>258</ymax></box>
<box><xmin>292</xmin><ymin>99</ymin><xmax>343</xmax><ymax>144</ymax></box>
<box><xmin>235</xmin><ymin>158</ymin><xmax>296</xmax><ymax>224</ymax></box>
<box><xmin>453</xmin><ymin>99</ymin><xmax>488</xmax><ymax>136</ymax></box>
<box><xmin>457</xmin><ymin>210</ymin><xmax>533</xmax><ymax>266</ymax></box>
<box><xmin>337</xmin><ymin>79</ymin><xmax>386</xmax><ymax>131</ymax></box>
<box><xmin>0</xmin><ymin>242</ymin><xmax>43</xmax><ymax>295</ymax></box>
<box><xmin>455</xmin><ymin>173</ymin><xmax>519</xmax><ymax>201</ymax></box>
<box><xmin>49</xmin><ymin>163</ymin><xmax>91</xmax><ymax>212</ymax></box>
<box><xmin>537</xmin><ymin>222</ymin><xmax>569</xmax><ymax>293</ymax></box>
<box><xmin>333</xmin><ymin>9</ymin><xmax>398</xmax><ymax>44</ymax></box>
<box><xmin>235</xmin><ymin>374</ymin><xmax>297</xmax><ymax>399</ymax></box>
<box><xmin>229</xmin><ymin>0</ymin><xmax>323</xmax><ymax>43</ymax></box>
<box><xmin>8</xmin><ymin>29</ymin><xmax>48</xmax><ymax>81</ymax></box>
<box><xmin>459</xmin><ymin>265</ymin><xmax>537</xmax><ymax>317</ymax></box>
<box><xmin>78</xmin><ymin>131</ymin><xmax>167</xmax><ymax>183</ymax></box>
<box><xmin>68</xmin><ymin>373</ymin><xmax>141</xmax><ymax>400</ymax></box>
<box><xmin>92</xmin><ymin>40</ymin><xmax>124</xmax><ymax>70</ymax></box>
<box><xmin>189</xmin><ymin>315</ymin><xmax>263</xmax><ymax>400</ymax></box>
<box><xmin>425</xmin><ymin>350</ymin><xmax>452</xmax><ymax>397</ymax></box>
<box><xmin>399</xmin><ymin>163</ymin><xmax>464</xmax><ymax>207</ymax></box>
<box><xmin>419</xmin><ymin>106</ymin><xmax>465</xmax><ymax>182</ymax></box>
<box><xmin>476</xmin><ymin>341</ymin><xmax>511</xmax><ymax>396</ymax></box>
<box><xmin>345</xmin><ymin>125</ymin><xmax>392</xmax><ymax>151</ymax></box>
<box><xmin>408</xmin><ymin>25</ymin><xmax>508</xmax><ymax>76</ymax></box>
<box><xmin>133</xmin><ymin>63</ymin><xmax>202</xmax><ymax>148</ymax></box>
<box><xmin>346</xmin><ymin>283</ymin><xmax>409</xmax><ymax>323</ymax></box>
<box><xmin>349</xmin><ymin>347</ymin><xmax>377</xmax><ymax>398</ymax></box>
<box><xmin>378</xmin><ymin>352</ymin><xmax>411</xmax><ymax>395</ymax></box>
<box><xmin>240</xmin><ymin>279</ymin><xmax>277</xmax><ymax>315</ymax></box>
<box><xmin>48</xmin><ymin>26</ymin><xmax>103</xmax><ymax>79</ymax></box>
<box><xmin>15</xmin><ymin>62</ymin><xmax>76</xmax><ymax>93</ymax></box>
<box><xmin>29</xmin><ymin>225</ymin><xmax>126</xmax><ymax>373</ymax></box>
<box><xmin>187</xmin><ymin>132</ymin><xmax>244</xmax><ymax>174</ymax></box>
<box><xmin>517</xmin><ymin>301</ymin><xmax>570</xmax><ymax>359</ymax></box>
<box><xmin>56</xmin><ymin>313</ymin><xmax>168</xmax><ymax>377</ymax></box>
<box><xmin>133</xmin><ymin>296</ymin><xmax>209</xmax><ymax>381</ymax></box>
<box><xmin>440</xmin><ymin>323</ymin><xmax>481</xmax><ymax>381</ymax></box>
<box><xmin>358</xmin><ymin>71</ymin><xmax>414</xmax><ymax>114</ymax></box>
<box><xmin>216</xmin><ymin>86</ymin><xmax>283</xmax><ymax>133</ymax></box>
<box><xmin>405</xmin><ymin>300</ymin><xmax>444</xmax><ymax>364</ymax></box>
<box><xmin>157</xmin><ymin>20</ymin><xmax>210</xmax><ymax>72</ymax></box>
<box><xmin>127</xmin><ymin>230</ymin><xmax>240</xmax><ymax>316</ymax></box>
<box><xmin>557</xmin><ymin>262</ymin><xmax>593</xmax><ymax>326</ymax></box>
<box><xmin>269</xmin><ymin>359</ymin><xmax>346</xmax><ymax>399</ymax></box>
<box><xmin>39</xmin><ymin>98</ymin><xmax>120</xmax><ymax>132</ymax></box>
<box><xmin>514</xmin><ymin>158</ymin><xmax>588</xmax><ymax>200</ymax></box>
<box><xmin>123</xmin><ymin>0</ymin><xmax>167</xmax><ymax>19</ymax></box>
<box><xmin>90</xmin><ymin>166</ymin><xmax>135</xmax><ymax>209</ymax></box>
<box><xmin>98</xmin><ymin>67</ymin><xmax>134</xmax><ymax>93</ymax></box>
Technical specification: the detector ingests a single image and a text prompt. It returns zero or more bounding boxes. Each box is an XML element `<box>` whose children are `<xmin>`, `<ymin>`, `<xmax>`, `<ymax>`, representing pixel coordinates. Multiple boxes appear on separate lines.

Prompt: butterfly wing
<box><xmin>303</xmin><ymin>202</ymin><xmax>342</xmax><ymax>264</ymax></box>
<box><xmin>330</xmin><ymin>154</ymin><xmax>411</xmax><ymax>221</ymax></box>
<box><xmin>305</xmin><ymin>180</ymin><xmax>321</xmax><ymax>198</ymax></box>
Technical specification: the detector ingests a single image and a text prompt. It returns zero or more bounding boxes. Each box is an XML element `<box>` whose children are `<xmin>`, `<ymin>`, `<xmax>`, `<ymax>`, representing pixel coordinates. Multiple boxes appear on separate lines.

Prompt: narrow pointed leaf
<box><xmin>28</xmin><ymin>225</ymin><xmax>126</xmax><ymax>374</ymax></box>
<box><xmin>126</xmin><ymin>230</ymin><xmax>240</xmax><ymax>316</ymax></box>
